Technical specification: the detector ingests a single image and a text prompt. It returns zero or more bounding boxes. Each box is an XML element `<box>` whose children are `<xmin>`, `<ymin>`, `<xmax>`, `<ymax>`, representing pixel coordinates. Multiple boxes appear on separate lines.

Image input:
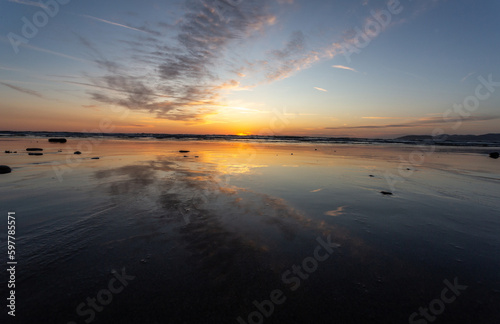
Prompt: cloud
<box><xmin>262</xmin><ymin>31</ymin><xmax>327</xmax><ymax>82</ymax></box>
<box><xmin>332</xmin><ymin>65</ymin><xmax>358</xmax><ymax>73</ymax></box>
<box><xmin>0</xmin><ymin>65</ymin><xmax>23</xmax><ymax>72</ymax></box>
<box><xmin>85</xmin><ymin>0</ymin><xmax>279</xmax><ymax>122</ymax></box>
<box><xmin>270</xmin><ymin>31</ymin><xmax>305</xmax><ymax>60</ymax></box>
<box><xmin>17</xmin><ymin>43</ymin><xmax>89</xmax><ymax>63</ymax></box>
<box><xmin>328</xmin><ymin>1</ymin><xmax>444</xmax><ymax>62</ymax></box>
<box><xmin>80</xmin><ymin>1</ymin><xmax>363</xmax><ymax>121</ymax></box>
<box><xmin>216</xmin><ymin>80</ymin><xmax>253</xmax><ymax>91</ymax></box>
<box><xmin>0</xmin><ymin>81</ymin><xmax>43</xmax><ymax>98</ymax></box>
<box><xmin>80</xmin><ymin>14</ymin><xmax>151</xmax><ymax>34</ymax></box>
<box><xmin>314</xmin><ymin>87</ymin><xmax>327</xmax><ymax>92</ymax></box>
<box><xmin>85</xmin><ymin>0</ymin><xmax>440</xmax><ymax>122</ymax></box>
<box><xmin>362</xmin><ymin>116</ymin><xmax>403</xmax><ymax>120</ymax></box>
<box><xmin>8</xmin><ymin>0</ymin><xmax>46</xmax><ymax>8</ymax></box>
<box><xmin>461</xmin><ymin>72</ymin><xmax>476</xmax><ymax>83</ymax></box>
<box><xmin>326</xmin><ymin>116</ymin><xmax>500</xmax><ymax>130</ymax></box>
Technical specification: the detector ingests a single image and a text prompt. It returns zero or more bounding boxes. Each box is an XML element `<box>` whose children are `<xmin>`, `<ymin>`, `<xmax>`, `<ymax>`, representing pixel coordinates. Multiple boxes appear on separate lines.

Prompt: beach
<box><xmin>1</xmin><ymin>137</ymin><xmax>499</xmax><ymax>323</ymax></box>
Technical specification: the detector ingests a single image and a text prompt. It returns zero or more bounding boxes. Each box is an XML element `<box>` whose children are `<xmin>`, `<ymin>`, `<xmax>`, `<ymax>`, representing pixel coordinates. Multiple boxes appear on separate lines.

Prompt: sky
<box><xmin>1</xmin><ymin>0</ymin><xmax>499</xmax><ymax>138</ymax></box>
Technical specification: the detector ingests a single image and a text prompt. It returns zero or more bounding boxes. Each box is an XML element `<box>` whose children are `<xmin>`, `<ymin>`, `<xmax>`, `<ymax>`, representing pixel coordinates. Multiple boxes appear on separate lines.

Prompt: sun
<box><xmin>236</xmin><ymin>132</ymin><xmax>251</xmax><ymax>136</ymax></box>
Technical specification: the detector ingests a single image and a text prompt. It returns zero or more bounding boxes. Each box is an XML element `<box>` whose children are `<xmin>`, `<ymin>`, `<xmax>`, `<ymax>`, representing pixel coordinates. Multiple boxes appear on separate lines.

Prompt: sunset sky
<box><xmin>1</xmin><ymin>0</ymin><xmax>499</xmax><ymax>138</ymax></box>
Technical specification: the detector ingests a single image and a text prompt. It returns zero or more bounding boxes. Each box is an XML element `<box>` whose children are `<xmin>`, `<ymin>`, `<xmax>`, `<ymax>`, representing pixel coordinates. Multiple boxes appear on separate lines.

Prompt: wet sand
<box><xmin>1</xmin><ymin>137</ymin><xmax>499</xmax><ymax>323</ymax></box>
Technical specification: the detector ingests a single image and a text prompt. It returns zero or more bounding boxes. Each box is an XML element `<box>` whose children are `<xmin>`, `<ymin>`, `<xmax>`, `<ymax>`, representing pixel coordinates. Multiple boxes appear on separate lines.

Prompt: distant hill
<box><xmin>396</xmin><ymin>133</ymin><xmax>500</xmax><ymax>143</ymax></box>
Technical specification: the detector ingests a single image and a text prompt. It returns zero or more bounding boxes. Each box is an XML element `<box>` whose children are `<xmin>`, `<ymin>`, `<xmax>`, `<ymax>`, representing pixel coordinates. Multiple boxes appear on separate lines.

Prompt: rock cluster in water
<box><xmin>48</xmin><ymin>138</ymin><xmax>67</xmax><ymax>143</ymax></box>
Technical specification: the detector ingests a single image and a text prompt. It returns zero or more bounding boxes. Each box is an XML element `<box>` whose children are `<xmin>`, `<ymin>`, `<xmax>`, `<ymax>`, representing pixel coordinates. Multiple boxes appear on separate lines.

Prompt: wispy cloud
<box><xmin>262</xmin><ymin>31</ymin><xmax>324</xmax><ymax>82</ymax></box>
<box><xmin>84</xmin><ymin>0</ymin><xmax>279</xmax><ymax>122</ymax></box>
<box><xmin>21</xmin><ymin>43</ymin><xmax>89</xmax><ymax>63</ymax></box>
<box><xmin>8</xmin><ymin>0</ymin><xmax>46</xmax><ymax>8</ymax></box>
<box><xmin>80</xmin><ymin>14</ymin><xmax>150</xmax><ymax>34</ymax></box>
<box><xmin>0</xmin><ymin>65</ymin><xmax>23</xmax><ymax>72</ymax></box>
<box><xmin>216</xmin><ymin>80</ymin><xmax>253</xmax><ymax>91</ymax></box>
<box><xmin>0</xmin><ymin>81</ymin><xmax>43</xmax><ymax>98</ymax></box>
<box><xmin>362</xmin><ymin>116</ymin><xmax>403</xmax><ymax>120</ymax></box>
<box><xmin>0</xmin><ymin>37</ymin><xmax>88</xmax><ymax>63</ymax></box>
<box><xmin>314</xmin><ymin>87</ymin><xmax>328</xmax><ymax>92</ymax></box>
<box><xmin>326</xmin><ymin>116</ymin><xmax>500</xmax><ymax>130</ymax></box>
<box><xmin>80</xmin><ymin>0</ymin><xmax>442</xmax><ymax>123</ymax></box>
<box><xmin>461</xmin><ymin>72</ymin><xmax>476</xmax><ymax>83</ymax></box>
<box><xmin>332</xmin><ymin>65</ymin><xmax>358</xmax><ymax>73</ymax></box>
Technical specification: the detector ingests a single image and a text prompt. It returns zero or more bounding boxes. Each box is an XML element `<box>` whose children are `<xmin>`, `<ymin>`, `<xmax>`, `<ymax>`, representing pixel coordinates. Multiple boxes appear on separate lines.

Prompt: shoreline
<box><xmin>1</xmin><ymin>132</ymin><xmax>500</xmax><ymax>147</ymax></box>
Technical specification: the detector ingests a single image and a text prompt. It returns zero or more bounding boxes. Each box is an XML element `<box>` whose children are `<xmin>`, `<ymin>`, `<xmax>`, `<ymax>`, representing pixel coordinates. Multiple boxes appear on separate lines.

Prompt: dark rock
<box><xmin>5</xmin><ymin>151</ymin><xmax>12</xmax><ymax>153</ymax></box>
<box><xmin>0</xmin><ymin>165</ymin><xmax>12</xmax><ymax>174</ymax></box>
<box><xmin>380</xmin><ymin>191</ymin><xmax>393</xmax><ymax>195</ymax></box>
<box><xmin>195</xmin><ymin>156</ymin><xmax>199</xmax><ymax>158</ymax></box>
<box><xmin>28</xmin><ymin>152</ymin><xmax>43</xmax><ymax>156</ymax></box>
<box><xmin>91</xmin><ymin>157</ymin><xmax>100</xmax><ymax>160</ymax></box>
<box><xmin>489</xmin><ymin>152</ymin><xmax>499</xmax><ymax>159</ymax></box>
<box><xmin>26</xmin><ymin>148</ymin><xmax>43</xmax><ymax>151</ymax></box>
<box><xmin>48</xmin><ymin>138</ymin><xmax>67</xmax><ymax>143</ymax></box>
<box><xmin>183</xmin><ymin>155</ymin><xmax>188</xmax><ymax>158</ymax></box>
<box><xmin>179</xmin><ymin>150</ymin><xmax>190</xmax><ymax>153</ymax></box>
<box><xmin>369</xmin><ymin>175</ymin><xmax>375</xmax><ymax>177</ymax></box>
<box><xmin>74</xmin><ymin>151</ymin><xmax>82</xmax><ymax>155</ymax></box>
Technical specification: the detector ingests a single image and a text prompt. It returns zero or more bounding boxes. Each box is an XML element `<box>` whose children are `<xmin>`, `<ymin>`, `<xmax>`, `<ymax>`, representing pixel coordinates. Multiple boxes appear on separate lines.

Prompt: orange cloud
<box><xmin>332</xmin><ymin>65</ymin><xmax>358</xmax><ymax>73</ymax></box>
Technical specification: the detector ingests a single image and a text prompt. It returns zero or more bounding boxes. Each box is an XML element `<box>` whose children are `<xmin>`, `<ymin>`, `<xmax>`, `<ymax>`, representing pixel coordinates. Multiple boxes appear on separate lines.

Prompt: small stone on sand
<box><xmin>74</xmin><ymin>151</ymin><xmax>82</xmax><ymax>155</ymax></box>
<box><xmin>380</xmin><ymin>191</ymin><xmax>393</xmax><ymax>195</ymax></box>
<box><xmin>0</xmin><ymin>165</ymin><xmax>12</xmax><ymax>174</ymax></box>
<box><xmin>26</xmin><ymin>148</ymin><xmax>43</xmax><ymax>151</ymax></box>
<box><xmin>48</xmin><ymin>138</ymin><xmax>67</xmax><ymax>143</ymax></box>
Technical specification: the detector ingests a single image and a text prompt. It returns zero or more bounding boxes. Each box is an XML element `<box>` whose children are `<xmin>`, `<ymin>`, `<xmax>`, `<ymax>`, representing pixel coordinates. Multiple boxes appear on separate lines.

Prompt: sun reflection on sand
<box><xmin>325</xmin><ymin>205</ymin><xmax>348</xmax><ymax>217</ymax></box>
